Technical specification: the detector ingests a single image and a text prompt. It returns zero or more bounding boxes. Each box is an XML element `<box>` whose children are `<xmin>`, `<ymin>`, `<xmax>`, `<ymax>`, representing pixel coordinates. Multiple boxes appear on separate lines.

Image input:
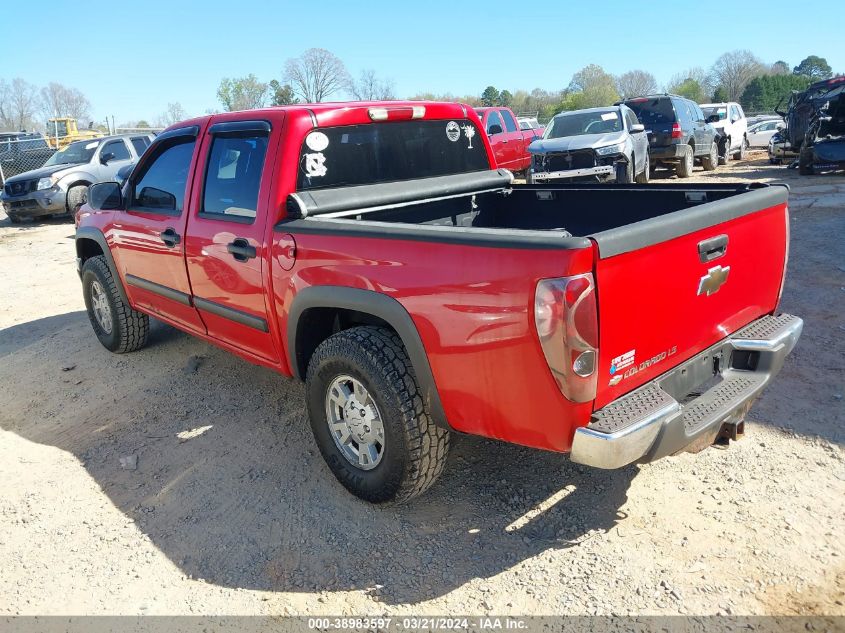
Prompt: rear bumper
<box><xmin>648</xmin><ymin>144</ymin><xmax>686</xmax><ymax>160</ymax></box>
<box><xmin>529</xmin><ymin>165</ymin><xmax>614</xmax><ymax>182</ymax></box>
<box><xmin>570</xmin><ymin>314</ymin><xmax>803</xmax><ymax>469</ymax></box>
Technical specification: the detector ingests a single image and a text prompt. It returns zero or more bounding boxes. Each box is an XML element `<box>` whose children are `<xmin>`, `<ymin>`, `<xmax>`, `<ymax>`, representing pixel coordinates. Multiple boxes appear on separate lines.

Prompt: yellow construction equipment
<box><xmin>46</xmin><ymin>117</ymin><xmax>103</xmax><ymax>149</ymax></box>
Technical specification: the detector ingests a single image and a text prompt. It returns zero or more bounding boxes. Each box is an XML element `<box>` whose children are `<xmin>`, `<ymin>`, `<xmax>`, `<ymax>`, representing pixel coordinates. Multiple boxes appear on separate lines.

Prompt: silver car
<box><xmin>1</xmin><ymin>133</ymin><xmax>153</xmax><ymax>223</ymax></box>
<box><xmin>527</xmin><ymin>105</ymin><xmax>650</xmax><ymax>184</ymax></box>
<box><xmin>747</xmin><ymin>119</ymin><xmax>784</xmax><ymax>148</ymax></box>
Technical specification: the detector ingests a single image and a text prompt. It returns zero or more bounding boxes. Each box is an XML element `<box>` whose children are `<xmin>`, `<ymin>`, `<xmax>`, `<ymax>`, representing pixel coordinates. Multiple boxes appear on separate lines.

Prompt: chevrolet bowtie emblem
<box><xmin>697</xmin><ymin>265</ymin><xmax>731</xmax><ymax>296</ymax></box>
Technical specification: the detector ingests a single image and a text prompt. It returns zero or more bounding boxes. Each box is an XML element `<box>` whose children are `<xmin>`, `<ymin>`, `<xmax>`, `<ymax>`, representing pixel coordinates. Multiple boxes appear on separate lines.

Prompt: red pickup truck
<box><xmin>474</xmin><ymin>106</ymin><xmax>541</xmax><ymax>175</ymax></box>
<box><xmin>76</xmin><ymin>101</ymin><xmax>802</xmax><ymax>503</ymax></box>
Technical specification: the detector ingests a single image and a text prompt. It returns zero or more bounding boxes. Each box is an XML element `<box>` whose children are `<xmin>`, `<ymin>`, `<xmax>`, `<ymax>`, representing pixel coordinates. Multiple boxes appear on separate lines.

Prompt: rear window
<box><xmin>296</xmin><ymin>119</ymin><xmax>489</xmax><ymax>191</ymax></box>
<box><xmin>624</xmin><ymin>98</ymin><xmax>676</xmax><ymax>125</ymax></box>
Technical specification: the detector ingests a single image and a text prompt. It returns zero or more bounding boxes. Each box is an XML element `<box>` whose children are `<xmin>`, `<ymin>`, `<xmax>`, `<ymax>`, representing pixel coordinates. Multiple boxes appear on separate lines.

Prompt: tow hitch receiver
<box><xmin>716</xmin><ymin>419</ymin><xmax>745</xmax><ymax>446</ymax></box>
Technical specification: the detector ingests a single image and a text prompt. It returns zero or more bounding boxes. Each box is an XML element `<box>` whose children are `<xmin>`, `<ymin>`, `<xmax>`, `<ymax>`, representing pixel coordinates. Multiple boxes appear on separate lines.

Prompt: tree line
<box><xmin>466</xmin><ymin>54</ymin><xmax>836</xmax><ymax>122</ymax></box>
<box><xmin>0</xmin><ymin>50</ymin><xmax>836</xmax><ymax>134</ymax></box>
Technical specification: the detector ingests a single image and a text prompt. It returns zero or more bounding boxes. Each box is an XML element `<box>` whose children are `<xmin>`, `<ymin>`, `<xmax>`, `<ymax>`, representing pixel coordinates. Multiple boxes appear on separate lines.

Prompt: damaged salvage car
<box><xmin>778</xmin><ymin>76</ymin><xmax>845</xmax><ymax>175</ymax></box>
<box><xmin>527</xmin><ymin>105</ymin><xmax>650</xmax><ymax>184</ymax></box>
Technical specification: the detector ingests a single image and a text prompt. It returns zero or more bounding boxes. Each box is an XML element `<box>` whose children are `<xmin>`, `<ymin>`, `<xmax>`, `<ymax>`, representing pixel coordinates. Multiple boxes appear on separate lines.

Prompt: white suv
<box><xmin>701</xmin><ymin>102</ymin><xmax>748</xmax><ymax>163</ymax></box>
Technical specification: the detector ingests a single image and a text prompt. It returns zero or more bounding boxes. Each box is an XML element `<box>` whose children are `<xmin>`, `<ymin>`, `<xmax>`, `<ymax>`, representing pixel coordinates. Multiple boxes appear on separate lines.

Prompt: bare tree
<box><xmin>666</xmin><ymin>67</ymin><xmax>715</xmax><ymax>99</ymax></box>
<box><xmin>710</xmin><ymin>50</ymin><xmax>767</xmax><ymax>101</ymax></box>
<box><xmin>349</xmin><ymin>69</ymin><xmax>395</xmax><ymax>101</ymax></box>
<box><xmin>40</xmin><ymin>82</ymin><xmax>91</xmax><ymax>121</ymax></box>
<box><xmin>216</xmin><ymin>74</ymin><xmax>269</xmax><ymax>112</ymax></box>
<box><xmin>284</xmin><ymin>48</ymin><xmax>350</xmax><ymax>103</ymax></box>
<box><xmin>156</xmin><ymin>102</ymin><xmax>188</xmax><ymax>127</ymax></box>
<box><xmin>615</xmin><ymin>70</ymin><xmax>658</xmax><ymax>99</ymax></box>
<box><xmin>0</xmin><ymin>78</ymin><xmax>40</xmax><ymax>131</ymax></box>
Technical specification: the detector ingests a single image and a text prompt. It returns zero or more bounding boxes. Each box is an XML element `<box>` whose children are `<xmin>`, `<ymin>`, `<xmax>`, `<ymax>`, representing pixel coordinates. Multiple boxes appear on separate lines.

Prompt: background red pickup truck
<box><xmin>474</xmin><ymin>106</ymin><xmax>542</xmax><ymax>175</ymax></box>
<box><xmin>75</xmin><ymin>101</ymin><xmax>801</xmax><ymax>503</ymax></box>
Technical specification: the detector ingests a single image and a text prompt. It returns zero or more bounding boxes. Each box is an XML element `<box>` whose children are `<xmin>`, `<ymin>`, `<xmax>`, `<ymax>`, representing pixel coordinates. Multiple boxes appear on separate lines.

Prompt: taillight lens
<box><xmin>775</xmin><ymin>204</ymin><xmax>790</xmax><ymax>309</ymax></box>
<box><xmin>671</xmin><ymin>123</ymin><xmax>683</xmax><ymax>139</ymax></box>
<box><xmin>534</xmin><ymin>274</ymin><xmax>598</xmax><ymax>403</ymax></box>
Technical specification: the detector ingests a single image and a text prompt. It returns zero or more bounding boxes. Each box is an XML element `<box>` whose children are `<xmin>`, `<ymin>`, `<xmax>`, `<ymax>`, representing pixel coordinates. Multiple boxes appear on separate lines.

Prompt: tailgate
<box><xmin>590</xmin><ymin>186</ymin><xmax>789</xmax><ymax>409</ymax></box>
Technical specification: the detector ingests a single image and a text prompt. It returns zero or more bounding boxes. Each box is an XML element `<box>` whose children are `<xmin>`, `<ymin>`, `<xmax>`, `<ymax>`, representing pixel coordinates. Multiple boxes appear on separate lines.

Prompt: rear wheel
<box><xmin>82</xmin><ymin>255</ymin><xmax>149</xmax><ymax>353</ymax></box>
<box><xmin>676</xmin><ymin>145</ymin><xmax>694</xmax><ymax>178</ymax></box>
<box><xmin>719</xmin><ymin>138</ymin><xmax>731</xmax><ymax>165</ymax></box>
<box><xmin>701</xmin><ymin>142</ymin><xmax>718</xmax><ymax>171</ymax></box>
<box><xmin>306</xmin><ymin>326</ymin><xmax>450</xmax><ymax>503</ymax></box>
<box><xmin>635</xmin><ymin>153</ymin><xmax>650</xmax><ymax>183</ymax></box>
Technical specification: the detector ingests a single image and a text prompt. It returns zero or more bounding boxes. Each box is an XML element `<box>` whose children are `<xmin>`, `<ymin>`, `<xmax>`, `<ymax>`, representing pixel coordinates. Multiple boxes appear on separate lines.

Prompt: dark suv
<box><xmin>0</xmin><ymin>132</ymin><xmax>56</xmax><ymax>184</ymax></box>
<box><xmin>621</xmin><ymin>95</ymin><xmax>718</xmax><ymax>178</ymax></box>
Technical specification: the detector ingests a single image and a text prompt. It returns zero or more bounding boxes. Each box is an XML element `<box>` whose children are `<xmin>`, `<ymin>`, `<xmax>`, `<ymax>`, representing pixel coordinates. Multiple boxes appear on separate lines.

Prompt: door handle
<box><xmin>698</xmin><ymin>234</ymin><xmax>728</xmax><ymax>262</ymax></box>
<box><xmin>160</xmin><ymin>227</ymin><xmax>180</xmax><ymax>248</ymax></box>
<box><xmin>227</xmin><ymin>238</ymin><xmax>257</xmax><ymax>262</ymax></box>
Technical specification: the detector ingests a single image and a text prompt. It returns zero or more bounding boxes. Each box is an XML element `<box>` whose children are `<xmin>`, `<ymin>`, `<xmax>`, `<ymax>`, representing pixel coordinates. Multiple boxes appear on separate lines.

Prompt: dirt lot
<box><xmin>0</xmin><ymin>155</ymin><xmax>843</xmax><ymax>617</ymax></box>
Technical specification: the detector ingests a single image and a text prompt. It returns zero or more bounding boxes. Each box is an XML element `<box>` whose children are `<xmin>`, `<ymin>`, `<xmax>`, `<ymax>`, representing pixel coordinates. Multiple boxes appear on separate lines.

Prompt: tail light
<box><xmin>368</xmin><ymin>106</ymin><xmax>425</xmax><ymax>121</ymax></box>
<box><xmin>534</xmin><ymin>274</ymin><xmax>598</xmax><ymax>403</ymax></box>
<box><xmin>775</xmin><ymin>205</ymin><xmax>790</xmax><ymax>309</ymax></box>
<box><xmin>671</xmin><ymin>123</ymin><xmax>683</xmax><ymax>139</ymax></box>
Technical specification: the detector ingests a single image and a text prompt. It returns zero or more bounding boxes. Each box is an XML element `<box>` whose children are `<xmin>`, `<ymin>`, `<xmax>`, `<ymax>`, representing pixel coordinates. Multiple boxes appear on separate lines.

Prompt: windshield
<box><xmin>544</xmin><ymin>110</ymin><xmax>622</xmax><ymax>139</ymax></box>
<box><xmin>48</xmin><ymin>120</ymin><xmax>69</xmax><ymax>137</ymax></box>
<box><xmin>702</xmin><ymin>106</ymin><xmax>727</xmax><ymax>120</ymax></box>
<box><xmin>296</xmin><ymin>119</ymin><xmax>489</xmax><ymax>191</ymax></box>
<box><xmin>43</xmin><ymin>140</ymin><xmax>99</xmax><ymax>166</ymax></box>
<box><xmin>625</xmin><ymin>98</ymin><xmax>676</xmax><ymax>125</ymax></box>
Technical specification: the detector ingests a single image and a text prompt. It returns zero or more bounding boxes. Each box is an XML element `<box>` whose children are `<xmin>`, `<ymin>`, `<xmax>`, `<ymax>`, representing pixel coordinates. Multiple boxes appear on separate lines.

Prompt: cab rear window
<box><xmin>624</xmin><ymin>98</ymin><xmax>676</xmax><ymax>125</ymax></box>
<box><xmin>296</xmin><ymin>119</ymin><xmax>489</xmax><ymax>191</ymax></box>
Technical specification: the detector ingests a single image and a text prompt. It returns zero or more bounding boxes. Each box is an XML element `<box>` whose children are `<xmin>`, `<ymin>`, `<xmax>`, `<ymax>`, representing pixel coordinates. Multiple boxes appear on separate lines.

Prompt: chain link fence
<box><xmin>0</xmin><ymin>133</ymin><xmax>68</xmax><ymax>185</ymax></box>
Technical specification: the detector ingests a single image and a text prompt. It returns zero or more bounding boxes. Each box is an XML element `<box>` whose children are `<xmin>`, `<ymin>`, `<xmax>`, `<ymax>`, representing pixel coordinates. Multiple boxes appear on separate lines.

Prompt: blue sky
<box><xmin>6</xmin><ymin>0</ymin><xmax>844</xmax><ymax>123</ymax></box>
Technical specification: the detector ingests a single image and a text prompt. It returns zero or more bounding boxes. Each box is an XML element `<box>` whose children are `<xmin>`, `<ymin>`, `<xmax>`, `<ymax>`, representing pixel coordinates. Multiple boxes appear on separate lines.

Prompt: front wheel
<box><xmin>701</xmin><ymin>142</ymin><xmax>718</xmax><ymax>171</ymax></box>
<box><xmin>798</xmin><ymin>148</ymin><xmax>814</xmax><ymax>175</ymax></box>
<box><xmin>82</xmin><ymin>255</ymin><xmax>150</xmax><ymax>353</ymax></box>
<box><xmin>735</xmin><ymin>137</ymin><xmax>748</xmax><ymax>160</ymax></box>
<box><xmin>306</xmin><ymin>326</ymin><xmax>450</xmax><ymax>503</ymax></box>
<box><xmin>635</xmin><ymin>153</ymin><xmax>650</xmax><ymax>183</ymax></box>
<box><xmin>719</xmin><ymin>138</ymin><xmax>731</xmax><ymax>166</ymax></box>
<box><xmin>66</xmin><ymin>185</ymin><xmax>88</xmax><ymax>217</ymax></box>
<box><xmin>615</xmin><ymin>156</ymin><xmax>634</xmax><ymax>184</ymax></box>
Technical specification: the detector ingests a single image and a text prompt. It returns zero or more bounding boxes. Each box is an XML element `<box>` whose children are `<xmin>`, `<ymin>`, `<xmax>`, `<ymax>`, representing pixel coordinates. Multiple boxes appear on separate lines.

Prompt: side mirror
<box><xmin>100</xmin><ymin>152</ymin><xmax>115</xmax><ymax>165</ymax></box>
<box><xmin>629</xmin><ymin>123</ymin><xmax>645</xmax><ymax>133</ymax></box>
<box><xmin>88</xmin><ymin>182</ymin><xmax>123</xmax><ymax>211</ymax></box>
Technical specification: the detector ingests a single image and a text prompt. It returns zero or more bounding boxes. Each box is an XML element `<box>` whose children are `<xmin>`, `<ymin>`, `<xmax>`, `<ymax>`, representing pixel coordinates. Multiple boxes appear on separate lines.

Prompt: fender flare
<box><xmin>287</xmin><ymin>286</ymin><xmax>449</xmax><ymax>429</ymax></box>
<box><xmin>75</xmin><ymin>226</ymin><xmax>129</xmax><ymax>306</ymax></box>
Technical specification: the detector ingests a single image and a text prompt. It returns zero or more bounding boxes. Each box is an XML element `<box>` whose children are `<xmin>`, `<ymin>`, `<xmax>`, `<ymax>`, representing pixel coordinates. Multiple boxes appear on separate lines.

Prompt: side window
<box><xmin>130</xmin><ymin>139</ymin><xmax>196</xmax><ymax>213</ymax></box>
<box><xmin>102</xmin><ymin>140</ymin><xmax>131</xmax><ymax>161</ymax></box>
<box><xmin>693</xmin><ymin>105</ymin><xmax>705</xmax><ymax>123</ymax></box>
<box><xmin>730</xmin><ymin>105</ymin><xmax>740</xmax><ymax>121</ymax></box>
<box><xmin>625</xmin><ymin>109</ymin><xmax>639</xmax><ymax>129</ymax></box>
<box><xmin>736</xmin><ymin>104</ymin><xmax>745</xmax><ymax>119</ymax></box>
<box><xmin>201</xmin><ymin>134</ymin><xmax>268</xmax><ymax>220</ymax></box>
<box><xmin>130</xmin><ymin>136</ymin><xmax>150</xmax><ymax>156</ymax></box>
<box><xmin>486</xmin><ymin>111</ymin><xmax>504</xmax><ymax>135</ymax></box>
<box><xmin>501</xmin><ymin>110</ymin><xmax>518</xmax><ymax>133</ymax></box>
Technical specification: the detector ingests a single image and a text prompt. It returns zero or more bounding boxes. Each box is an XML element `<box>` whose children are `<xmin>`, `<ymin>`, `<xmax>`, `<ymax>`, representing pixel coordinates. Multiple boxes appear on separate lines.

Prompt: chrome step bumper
<box><xmin>570</xmin><ymin>314</ymin><xmax>803</xmax><ymax>469</ymax></box>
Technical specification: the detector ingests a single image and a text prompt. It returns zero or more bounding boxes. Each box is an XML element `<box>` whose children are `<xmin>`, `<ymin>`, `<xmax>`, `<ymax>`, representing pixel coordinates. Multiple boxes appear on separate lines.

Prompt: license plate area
<box><xmin>656</xmin><ymin>346</ymin><xmax>726</xmax><ymax>403</ymax></box>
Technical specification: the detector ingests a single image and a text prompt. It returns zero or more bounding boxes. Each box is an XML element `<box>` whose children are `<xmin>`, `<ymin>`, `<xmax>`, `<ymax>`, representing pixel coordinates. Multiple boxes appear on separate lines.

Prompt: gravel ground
<box><xmin>0</xmin><ymin>155</ymin><xmax>843</xmax><ymax>617</ymax></box>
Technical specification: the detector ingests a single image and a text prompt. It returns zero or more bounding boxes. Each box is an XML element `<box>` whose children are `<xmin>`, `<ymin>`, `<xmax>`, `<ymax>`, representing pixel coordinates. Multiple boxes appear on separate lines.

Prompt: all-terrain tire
<box><xmin>676</xmin><ymin>145</ymin><xmax>694</xmax><ymax>178</ymax></box>
<box><xmin>701</xmin><ymin>142</ymin><xmax>718</xmax><ymax>171</ymax></box>
<box><xmin>66</xmin><ymin>185</ymin><xmax>88</xmax><ymax>217</ymax></box>
<box><xmin>81</xmin><ymin>255</ymin><xmax>149</xmax><ymax>353</ymax></box>
<box><xmin>635</xmin><ymin>153</ymin><xmax>650</xmax><ymax>183</ymax></box>
<box><xmin>306</xmin><ymin>326</ymin><xmax>450</xmax><ymax>503</ymax></box>
<box><xmin>8</xmin><ymin>214</ymin><xmax>22</xmax><ymax>224</ymax></box>
<box><xmin>798</xmin><ymin>148</ymin><xmax>814</xmax><ymax>175</ymax></box>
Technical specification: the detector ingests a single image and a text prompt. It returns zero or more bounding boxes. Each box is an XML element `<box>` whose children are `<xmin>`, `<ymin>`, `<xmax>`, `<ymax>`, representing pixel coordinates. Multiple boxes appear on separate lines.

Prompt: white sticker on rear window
<box><xmin>462</xmin><ymin>123</ymin><xmax>475</xmax><ymax>149</ymax></box>
<box><xmin>305</xmin><ymin>131</ymin><xmax>329</xmax><ymax>152</ymax></box>
<box><xmin>601</xmin><ymin>112</ymin><xmax>617</xmax><ymax>121</ymax></box>
<box><xmin>446</xmin><ymin>121</ymin><xmax>460</xmax><ymax>142</ymax></box>
<box><xmin>304</xmin><ymin>152</ymin><xmax>327</xmax><ymax>177</ymax></box>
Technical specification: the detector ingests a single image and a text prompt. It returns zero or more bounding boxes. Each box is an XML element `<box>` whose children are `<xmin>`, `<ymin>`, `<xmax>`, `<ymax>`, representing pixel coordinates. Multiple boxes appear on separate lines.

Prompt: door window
<box><xmin>130</xmin><ymin>139</ymin><xmax>196</xmax><ymax>213</ymax></box>
<box><xmin>101</xmin><ymin>139</ymin><xmax>131</xmax><ymax>161</ymax></box>
<box><xmin>500</xmin><ymin>110</ymin><xmax>518</xmax><ymax>133</ymax></box>
<box><xmin>486</xmin><ymin>111</ymin><xmax>504</xmax><ymax>135</ymax></box>
<box><xmin>201</xmin><ymin>134</ymin><xmax>268</xmax><ymax>221</ymax></box>
<box><xmin>131</xmin><ymin>136</ymin><xmax>151</xmax><ymax>156</ymax></box>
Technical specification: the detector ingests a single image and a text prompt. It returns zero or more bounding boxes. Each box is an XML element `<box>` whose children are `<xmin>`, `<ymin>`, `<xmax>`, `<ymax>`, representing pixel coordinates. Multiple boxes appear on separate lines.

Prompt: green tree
<box><xmin>497</xmin><ymin>89</ymin><xmax>513</xmax><ymax>107</ymax></box>
<box><xmin>481</xmin><ymin>86</ymin><xmax>499</xmax><ymax>106</ymax></box>
<box><xmin>712</xmin><ymin>86</ymin><xmax>729</xmax><ymax>102</ymax></box>
<box><xmin>566</xmin><ymin>64</ymin><xmax>619</xmax><ymax>109</ymax></box>
<box><xmin>217</xmin><ymin>74</ymin><xmax>269</xmax><ymax>111</ymax></box>
<box><xmin>741</xmin><ymin>74</ymin><xmax>811</xmax><ymax>111</ymax></box>
<box><xmin>669</xmin><ymin>77</ymin><xmax>707</xmax><ymax>103</ymax></box>
<box><xmin>772</xmin><ymin>60</ymin><xmax>790</xmax><ymax>75</ymax></box>
<box><xmin>269</xmin><ymin>80</ymin><xmax>298</xmax><ymax>106</ymax></box>
<box><xmin>135</xmin><ymin>119</ymin><xmax>151</xmax><ymax>129</ymax></box>
<box><xmin>793</xmin><ymin>55</ymin><xmax>833</xmax><ymax>81</ymax></box>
